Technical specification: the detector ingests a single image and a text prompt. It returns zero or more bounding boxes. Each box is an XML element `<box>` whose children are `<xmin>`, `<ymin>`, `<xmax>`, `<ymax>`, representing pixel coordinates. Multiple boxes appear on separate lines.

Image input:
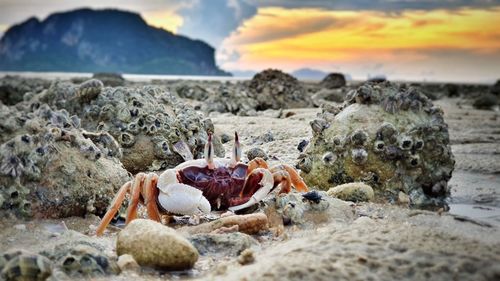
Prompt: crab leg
<box><xmin>271</xmin><ymin>170</ymin><xmax>292</xmax><ymax>194</ymax></box>
<box><xmin>247</xmin><ymin>157</ymin><xmax>269</xmax><ymax>174</ymax></box>
<box><xmin>271</xmin><ymin>165</ymin><xmax>309</xmax><ymax>192</ymax></box>
<box><xmin>230</xmin><ymin>132</ymin><xmax>241</xmax><ymax>167</ymax></box>
<box><xmin>143</xmin><ymin>173</ymin><xmax>161</xmax><ymax>222</ymax></box>
<box><xmin>126</xmin><ymin>173</ymin><xmax>146</xmax><ymax>224</ymax></box>
<box><xmin>96</xmin><ymin>181</ymin><xmax>132</xmax><ymax>236</ymax></box>
<box><xmin>204</xmin><ymin>133</ymin><xmax>215</xmax><ymax>169</ymax></box>
<box><xmin>229</xmin><ymin>168</ymin><xmax>273</xmax><ymax>212</ymax></box>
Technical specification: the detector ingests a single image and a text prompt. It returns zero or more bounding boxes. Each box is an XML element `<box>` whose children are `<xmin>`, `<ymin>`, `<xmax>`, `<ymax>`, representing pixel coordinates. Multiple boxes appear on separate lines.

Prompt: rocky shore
<box><xmin>0</xmin><ymin>71</ymin><xmax>499</xmax><ymax>280</ymax></box>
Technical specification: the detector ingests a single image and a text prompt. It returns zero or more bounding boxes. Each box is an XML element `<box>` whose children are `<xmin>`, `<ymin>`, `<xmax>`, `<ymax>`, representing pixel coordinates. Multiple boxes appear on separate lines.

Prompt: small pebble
<box><xmin>13</xmin><ymin>224</ymin><xmax>26</xmax><ymax>231</ymax></box>
<box><xmin>237</xmin><ymin>248</ymin><xmax>255</xmax><ymax>265</ymax></box>
<box><xmin>260</xmin><ymin>131</ymin><xmax>275</xmax><ymax>143</ymax></box>
<box><xmin>117</xmin><ymin>254</ymin><xmax>141</xmax><ymax>272</ymax></box>
<box><xmin>398</xmin><ymin>191</ymin><xmax>410</xmax><ymax>204</ymax></box>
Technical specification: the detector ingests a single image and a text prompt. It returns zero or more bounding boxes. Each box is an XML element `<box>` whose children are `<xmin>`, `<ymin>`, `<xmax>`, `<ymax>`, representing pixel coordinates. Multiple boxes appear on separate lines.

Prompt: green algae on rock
<box><xmin>297</xmin><ymin>82</ymin><xmax>455</xmax><ymax>207</ymax></box>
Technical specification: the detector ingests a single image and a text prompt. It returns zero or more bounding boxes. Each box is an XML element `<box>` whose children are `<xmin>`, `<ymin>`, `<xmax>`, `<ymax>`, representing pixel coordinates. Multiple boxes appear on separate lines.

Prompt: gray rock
<box><xmin>116</xmin><ymin>219</ymin><xmax>199</xmax><ymax>270</ymax></box>
<box><xmin>327</xmin><ymin>182</ymin><xmax>374</xmax><ymax>202</ymax></box>
<box><xmin>41</xmin><ymin>230</ymin><xmax>117</xmax><ymax>277</ymax></box>
<box><xmin>189</xmin><ymin>232</ymin><xmax>259</xmax><ymax>256</ymax></box>
<box><xmin>246</xmin><ymin>147</ymin><xmax>268</xmax><ymax>161</ymax></box>
<box><xmin>320</xmin><ymin>73</ymin><xmax>347</xmax><ymax>89</ymax></box>
<box><xmin>0</xmin><ymin>250</ymin><xmax>53</xmax><ymax>281</ymax></box>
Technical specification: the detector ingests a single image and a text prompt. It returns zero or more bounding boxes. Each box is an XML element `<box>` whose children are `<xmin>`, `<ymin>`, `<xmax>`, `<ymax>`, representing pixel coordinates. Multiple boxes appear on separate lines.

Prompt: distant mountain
<box><xmin>292</xmin><ymin>68</ymin><xmax>327</xmax><ymax>80</ymax></box>
<box><xmin>0</xmin><ymin>8</ymin><xmax>230</xmax><ymax>76</ymax></box>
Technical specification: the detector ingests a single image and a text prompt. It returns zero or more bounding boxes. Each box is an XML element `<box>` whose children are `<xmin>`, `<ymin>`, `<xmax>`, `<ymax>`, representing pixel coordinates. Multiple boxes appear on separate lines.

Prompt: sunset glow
<box><xmin>143</xmin><ymin>9</ymin><xmax>184</xmax><ymax>33</ymax></box>
<box><xmin>0</xmin><ymin>0</ymin><xmax>499</xmax><ymax>81</ymax></box>
<box><xmin>219</xmin><ymin>6</ymin><xmax>500</xmax><ymax>80</ymax></box>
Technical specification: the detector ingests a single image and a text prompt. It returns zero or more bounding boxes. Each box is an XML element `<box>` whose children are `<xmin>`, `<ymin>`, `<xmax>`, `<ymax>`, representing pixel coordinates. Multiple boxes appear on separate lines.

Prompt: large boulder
<box><xmin>37</xmin><ymin>80</ymin><xmax>224</xmax><ymax>173</ymax></box>
<box><xmin>297</xmin><ymin>82</ymin><xmax>455</xmax><ymax>207</ymax></box>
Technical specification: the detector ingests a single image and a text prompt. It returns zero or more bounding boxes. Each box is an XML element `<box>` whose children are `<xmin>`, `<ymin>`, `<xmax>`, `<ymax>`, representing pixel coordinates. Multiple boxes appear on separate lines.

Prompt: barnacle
<box><xmin>351</xmin><ymin>130</ymin><xmax>369</xmax><ymax>146</ymax></box>
<box><xmin>0</xmin><ymin>155</ymin><xmax>24</xmax><ymax>177</ymax></box>
<box><xmin>398</xmin><ymin>135</ymin><xmax>413</xmax><ymax>151</ymax></box>
<box><xmin>322</xmin><ymin>152</ymin><xmax>337</xmax><ymax>166</ymax></box>
<box><xmin>76</xmin><ymin>79</ymin><xmax>103</xmax><ymax>103</ymax></box>
<box><xmin>351</xmin><ymin>149</ymin><xmax>368</xmax><ymax>165</ymax></box>
<box><xmin>118</xmin><ymin>133</ymin><xmax>135</xmax><ymax>148</ymax></box>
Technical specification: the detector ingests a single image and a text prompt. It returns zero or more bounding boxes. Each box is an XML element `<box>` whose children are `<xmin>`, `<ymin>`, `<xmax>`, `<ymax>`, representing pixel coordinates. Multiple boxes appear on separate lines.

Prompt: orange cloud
<box><xmin>219</xmin><ymin>6</ymin><xmax>500</xmax><ymax>81</ymax></box>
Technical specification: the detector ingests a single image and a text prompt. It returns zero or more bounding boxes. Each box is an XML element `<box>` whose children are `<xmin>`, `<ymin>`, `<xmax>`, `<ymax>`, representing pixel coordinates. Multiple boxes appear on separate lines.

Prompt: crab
<box><xmin>96</xmin><ymin>132</ymin><xmax>308</xmax><ymax>236</ymax></box>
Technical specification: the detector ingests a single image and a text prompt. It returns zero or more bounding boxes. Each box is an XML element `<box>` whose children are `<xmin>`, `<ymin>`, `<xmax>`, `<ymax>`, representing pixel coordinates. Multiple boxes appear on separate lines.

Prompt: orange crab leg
<box><xmin>126</xmin><ymin>173</ymin><xmax>146</xmax><ymax>224</ymax></box>
<box><xmin>272</xmin><ymin>170</ymin><xmax>292</xmax><ymax>194</ymax></box>
<box><xmin>143</xmin><ymin>173</ymin><xmax>161</xmax><ymax>222</ymax></box>
<box><xmin>276</xmin><ymin>164</ymin><xmax>309</xmax><ymax>192</ymax></box>
<box><xmin>96</xmin><ymin>181</ymin><xmax>131</xmax><ymax>236</ymax></box>
<box><xmin>247</xmin><ymin>157</ymin><xmax>269</xmax><ymax>174</ymax></box>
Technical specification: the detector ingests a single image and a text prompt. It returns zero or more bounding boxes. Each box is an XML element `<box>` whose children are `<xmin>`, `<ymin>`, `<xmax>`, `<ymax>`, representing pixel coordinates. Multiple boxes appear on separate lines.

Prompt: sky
<box><xmin>0</xmin><ymin>0</ymin><xmax>499</xmax><ymax>82</ymax></box>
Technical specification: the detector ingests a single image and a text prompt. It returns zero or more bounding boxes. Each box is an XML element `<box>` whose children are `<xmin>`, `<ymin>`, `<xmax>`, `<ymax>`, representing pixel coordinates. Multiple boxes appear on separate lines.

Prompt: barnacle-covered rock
<box><xmin>201</xmin><ymin>82</ymin><xmax>259</xmax><ymax>115</ymax></box>
<box><xmin>50</xmin><ymin>243</ymin><xmax>116</xmax><ymax>277</ymax></box>
<box><xmin>0</xmin><ymin>104</ymin><xmax>130</xmax><ymax>218</ymax></box>
<box><xmin>175</xmin><ymin>83</ymin><xmax>210</xmax><ymax>100</ymax></box>
<box><xmin>197</xmin><ymin>70</ymin><xmax>311</xmax><ymax>115</ymax></box>
<box><xmin>319</xmin><ymin>73</ymin><xmax>346</xmax><ymax>89</ymax></box>
<box><xmin>0</xmin><ymin>250</ymin><xmax>53</xmax><ymax>281</ymax></box>
<box><xmin>39</xmin><ymin>81</ymin><xmax>224</xmax><ymax>173</ymax></box>
<box><xmin>41</xmin><ymin>231</ymin><xmax>118</xmax><ymax>277</ymax></box>
<box><xmin>298</xmin><ymin>82</ymin><xmax>455</xmax><ymax>207</ymax></box>
<box><xmin>92</xmin><ymin>72</ymin><xmax>125</xmax><ymax>87</ymax></box>
<box><xmin>0</xmin><ymin>75</ymin><xmax>51</xmax><ymax>105</ymax></box>
<box><xmin>260</xmin><ymin>191</ymin><xmax>353</xmax><ymax>227</ymax></box>
<box><xmin>188</xmin><ymin>232</ymin><xmax>259</xmax><ymax>257</ymax></box>
<box><xmin>248</xmin><ymin>69</ymin><xmax>312</xmax><ymax>110</ymax></box>
<box><xmin>311</xmin><ymin>88</ymin><xmax>346</xmax><ymax>107</ymax></box>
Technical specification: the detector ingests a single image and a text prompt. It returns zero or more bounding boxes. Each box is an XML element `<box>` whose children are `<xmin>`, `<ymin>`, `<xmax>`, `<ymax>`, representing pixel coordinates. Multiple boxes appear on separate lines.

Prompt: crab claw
<box><xmin>204</xmin><ymin>133</ymin><xmax>215</xmax><ymax>169</ymax></box>
<box><xmin>157</xmin><ymin>183</ymin><xmax>211</xmax><ymax>215</ymax></box>
<box><xmin>229</xmin><ymin>168</ymin><xmax>273</xmax><ymax>212</ymax></box>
